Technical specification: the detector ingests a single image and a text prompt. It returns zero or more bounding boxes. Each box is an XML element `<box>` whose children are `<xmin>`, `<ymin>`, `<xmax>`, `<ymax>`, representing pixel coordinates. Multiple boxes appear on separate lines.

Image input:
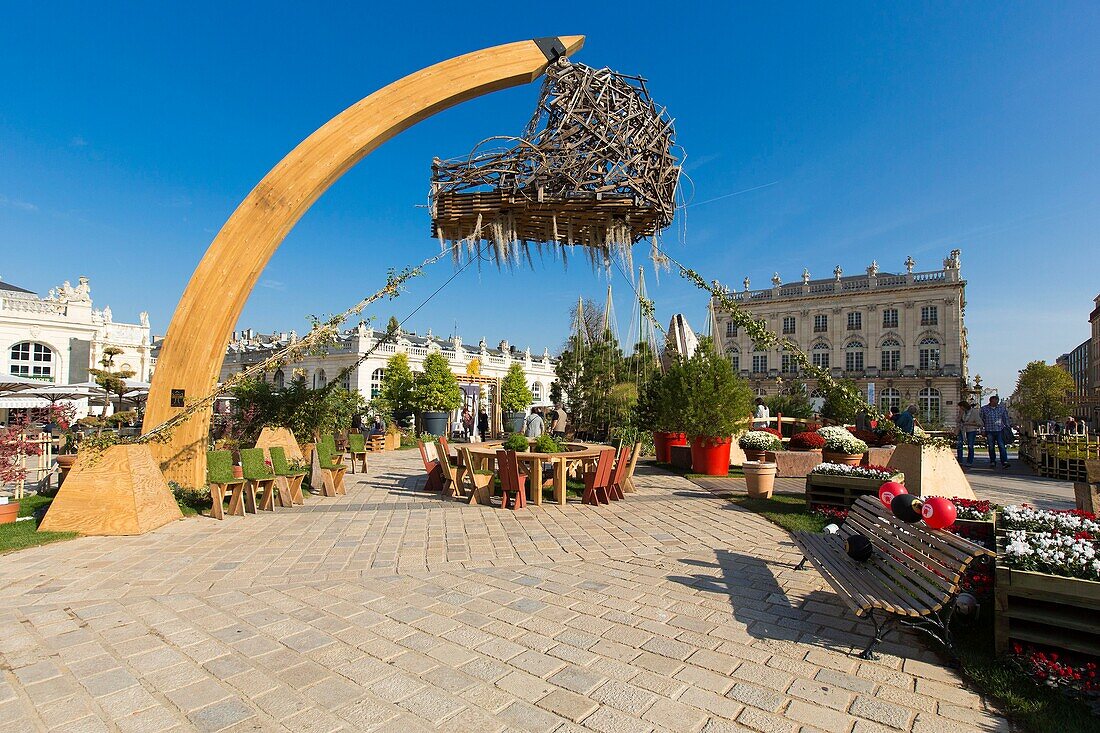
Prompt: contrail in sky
<box><xmin>689</xmin><ymin>180</ymin><xmax>780</xmax><ymax>208</ymax></box>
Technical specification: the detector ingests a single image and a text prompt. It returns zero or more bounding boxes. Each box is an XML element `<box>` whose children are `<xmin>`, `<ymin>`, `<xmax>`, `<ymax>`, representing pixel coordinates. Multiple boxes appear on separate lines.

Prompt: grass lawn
<box><xmin>655</xmin><ymin>462</ymin><xmax>746</xmax><ymax>479</ymax></box>
<box><xmin>0</xmin><ymin>495</ymin><xmax>78</xmax><ymax>555</ymax></box>
<box><xmin>731</xmin><ymin>494</ymin><xmax>1100</xmax><ymax>733</ymax></box>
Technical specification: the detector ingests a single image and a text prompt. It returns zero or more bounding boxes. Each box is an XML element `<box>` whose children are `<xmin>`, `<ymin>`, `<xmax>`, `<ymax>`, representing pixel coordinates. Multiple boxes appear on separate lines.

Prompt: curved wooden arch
<box><xmin>143</xmin><ymin>36</ymin><xmax>585</xmax><ymax>488</ymax></box>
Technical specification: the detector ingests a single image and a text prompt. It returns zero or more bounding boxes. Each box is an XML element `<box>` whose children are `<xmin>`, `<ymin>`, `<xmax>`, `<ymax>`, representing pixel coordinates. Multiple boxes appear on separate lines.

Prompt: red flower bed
<box><xmin>847</xmin><ymin>427</ymin><xmax>892</xmax><ymax>447</ymax></box>
<box><xmin>755</xmin><ymin>427</ymin><xmax>782</xmax><ymax>438</ymax></box>
<box><xmin>811</xmin><ymin>504</ymin><xmax>849</xmax><ymax>522</ymax></box>
<box><xmin>1012</xmin><ymin>642</ymin><xmax>1100</xmax><ymax>696</ymax></box>
<box><xmin>789</xmin><ymin>432</ymin><xmax>825</xmax><ymax>451</ymax></box>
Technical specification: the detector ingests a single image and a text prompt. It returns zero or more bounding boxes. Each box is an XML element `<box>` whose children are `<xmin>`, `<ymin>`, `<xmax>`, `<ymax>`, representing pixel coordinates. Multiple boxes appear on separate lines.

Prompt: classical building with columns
<box><xmin>218</xmin><ymin>324</ymin><xmax>558</xmax><ymax>413</ymax></box>
<box><xmin>713</xmin><ymin>250</ymin><xmax>969</xmax><ymax>428</ymax></box>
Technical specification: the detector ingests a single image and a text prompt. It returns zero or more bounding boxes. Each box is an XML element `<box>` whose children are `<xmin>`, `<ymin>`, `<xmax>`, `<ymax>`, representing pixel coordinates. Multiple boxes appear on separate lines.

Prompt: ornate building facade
<box><xmin>218</xmin><ymin>324</ymin><xmax>558</xmax><ymax>411</ymax></box>
<box><xmin>1</xmin><ymin>275</ymin><xmax>152</xmax><ymax>420</ymax></box>
<box><xmin>713</xmin><ymin>251</ymin><xmax>969</xmax><ymax>428</ymax></box>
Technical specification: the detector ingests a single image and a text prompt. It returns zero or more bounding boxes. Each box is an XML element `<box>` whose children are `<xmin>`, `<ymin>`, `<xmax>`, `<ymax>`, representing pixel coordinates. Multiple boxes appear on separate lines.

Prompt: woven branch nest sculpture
<box><xmin>430</xmin><ymin>58</ymin><xmax>681</xmax><ymax>267</ymax></box>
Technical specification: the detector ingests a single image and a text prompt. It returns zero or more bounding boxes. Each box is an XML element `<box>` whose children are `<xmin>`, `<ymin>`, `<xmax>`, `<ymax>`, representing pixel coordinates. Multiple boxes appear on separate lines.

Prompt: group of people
<box><xmin>955</xmin><ymin>395</ymin><xmax>1013</xmax><ymax>469</ymax></box>
<box><xmin>522</xmin><ymin>405</ymin><xmax>568</xmax><ymax>439</ymax></box>
<box><xmin>460</xmin><ymin>407</ymin><xmax>491</xmax><ymax>441</ymax></box>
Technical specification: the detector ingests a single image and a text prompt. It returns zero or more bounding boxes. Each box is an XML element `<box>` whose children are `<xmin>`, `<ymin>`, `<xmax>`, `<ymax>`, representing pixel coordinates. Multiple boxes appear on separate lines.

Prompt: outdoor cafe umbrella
<box><xmin>0</xmin><ymin>374</ymin><xmax>46</xmax><ymax>394</ymax></box>
<box><xmin>22</xmin><ymin>384</ymin><xmax>98</xmax><ymax>406</ymax></box>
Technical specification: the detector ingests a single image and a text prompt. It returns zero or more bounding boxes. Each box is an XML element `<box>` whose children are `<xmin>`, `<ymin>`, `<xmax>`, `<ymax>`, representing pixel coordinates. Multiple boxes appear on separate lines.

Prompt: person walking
<box><xmin>956</xmin><ymin>401</ymin><xmax>983</xmax><ymax>466</ymax></box>
<box><xmin>752</xmin><ymin>398</ymin><xmax>770</xmax><ymax>429</ymax></box>
<box><xmin>551</xmin><ymin>404</ymin><xmax>568</xmax><ymax>439</ymax></box>
<box><xmin>477</xmin><ymin>408</ymin><xmax>489</xmax><ymax>442</ymax></box>
<box><xmin>980</xmin><ymin>395</ymin><xmax>1012</xmax><ymax>468</ymax></box>
<box><xmin>892</xmin><ymin>405</ymin><xmax>919</xmax><ymax>435</ymax></box>
<box><xmin>524</xmin><ymin>408</ymin><xmax>544</xmax><ymax>438</ymax></box>
<box><xmin>461</xmin><ymin>407</ymin><xmax>473</xmax><ymax>439</ymax></box>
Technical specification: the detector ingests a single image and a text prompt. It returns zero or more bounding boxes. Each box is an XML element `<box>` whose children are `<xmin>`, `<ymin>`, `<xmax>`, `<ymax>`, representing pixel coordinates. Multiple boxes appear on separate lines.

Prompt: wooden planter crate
<box><xmin>804</xmin><ymin>472</ymin><xmax>903</xmax><ymax>510</ymax></box>
<box><xmin>994</xmin><ymin>566</ymin><xmax>1100</xmax><ymax>656</ymax></box>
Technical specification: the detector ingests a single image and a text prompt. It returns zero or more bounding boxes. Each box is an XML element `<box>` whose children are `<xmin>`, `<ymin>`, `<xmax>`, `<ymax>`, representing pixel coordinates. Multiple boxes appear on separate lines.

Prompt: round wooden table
<box><xmin>461</xmin><ymin>440</ymin><xmax>609</xmax><ymax>506</ymax></box>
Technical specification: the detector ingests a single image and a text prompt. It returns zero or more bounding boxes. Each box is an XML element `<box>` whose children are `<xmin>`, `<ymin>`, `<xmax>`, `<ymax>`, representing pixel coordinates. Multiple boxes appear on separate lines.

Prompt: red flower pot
<box><xmin>653</xmin><ymin>432</ymin><xmax>670</xmax><ymax>463</ymax></box>
<box><xmin>667</xmin><ymin>432</ymin><xmax>688</xmax><ymax>449</ymax></box>
<box><xmin>690</xmin><ymin>436</ymin><xmax>732</xmax><ymax>476</ymax></box>
<box><xmin>0</xmin><ymin>501</ymin><xmax>19</xmax><ymax>525</ymax></box>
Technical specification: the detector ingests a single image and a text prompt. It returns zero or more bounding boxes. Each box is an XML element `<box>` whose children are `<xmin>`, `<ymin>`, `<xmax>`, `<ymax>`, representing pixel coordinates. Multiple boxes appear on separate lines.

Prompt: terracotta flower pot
<box><xmin>232</xmin><ymin>465</ymin><xmax>244</xmax><ymax>479</ymax></box>
<box><xmin>822</xmin><ymin>451</ymin><xmax>863</xmax><ymax>466</ymax></box>
<box><xmin>0</xmin><ymin>501</ymin><xmax>19</xmax><ymax>525</ymax></box>
<box><xmin>743</xmin><ymin>461</ymin><xmax>777</xmax><ymax>498</ymax></box>
<box><xmin>689</xmin><ymin>436</ymin><xmax>732</xmax><ymax>476</ymax></box>
<box><xmin>743</xmin><ymin>449</ymin><xmax>767</xmax><ymax>462</ymax></box>
<box><xmin>56</xmin><ymin>454</ymin><xmax>78</xmax><ymax>468</ymax></box>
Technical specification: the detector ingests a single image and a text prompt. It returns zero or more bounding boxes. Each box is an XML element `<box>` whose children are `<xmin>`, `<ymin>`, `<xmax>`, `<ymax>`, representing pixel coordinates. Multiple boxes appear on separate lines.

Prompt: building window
<box><xmin>727</xmin><ymin>347</ymin><xmax>739</xmax><ymax>372</ymax></box>
<box><xmin>9</xmin><ymin>342</ymin><xmax>54</xmax><ymax>381</ymax></box>
<box><xmin>882</xmin><ymin>309</ymin><xmax>898</xmax><ymax>328</ymax></box>
<box><xmin>273</xmin><ymin>369</ymin><xmax>285</xmax><ymax>388</ymax></box>
<box><xmin>781</xmin><ymin>354</ymin><xmax>797</xmax><ymax>374</ymax></box>
<box><xmin>313</xmin><ymin>369</ymin><xmax>327</xmax><ymax>388</ymax></box>
<box><xmin>725</xmin><ymin>322</ymin><xmax>737</xmax><ymax>337</ymax></box>
<box><xmin>752</xmin><ymin>354</ymin><xmax>768</xmax><ymax>373</ymax></box>
<box><xmin>845</xmin><ymin>341</ymin><xmax>864</xmax><ymax>372</ymax></box>
<box><xmin>370</xmin><ymin>368</ymin><xmax>385</xmax><ymax>398</ymax></box>
<box><xmin>880</xmin><ymin>388</ymin><xmax>901</xmax><ymax>415</ymax></box>
<box><xmin>341</xmin><ymin>371</ymin><xmax>351</xmax><ymax>391</ymax></box>
<box><xmin>782</xmin><ymin>317</ymin><xmax>796</xmax><ymax>335</ymax></box>
<box><xmin>531</xmin><ymin>382</ymin><xmax>542</xmax><ymax>402</ymax></box>
<box><xmin>880</xmin><ymin>339</ymin><xmax>901</xmax><ymax>372</ymax></box>
<box><xmin>847</xmin><ymin>312</ymin><xmax>862</xmax><ymax>331</ymax></box>
<box><xmin>919</xmin><ymin>387</ymin><xmax>942</xmax><ymax>425</ymax></box>
<box><xmin>919</xmin><ymin>337</ymin><xmax>941</xmax><ymax>370</ymax></box>
<box><xmin>811</xmin><ymin>342</ymin><xmax>830</xmax><ymax>369</ymax></box>
<box><xmin>813</xmin><ymin>314</ymin><xmax>828</xmax><ymax>333</ymax></box>
<box><xmin>921</xmin><ymin>305</ymin><xmax>939</xmax><ymax>326</ymax></box>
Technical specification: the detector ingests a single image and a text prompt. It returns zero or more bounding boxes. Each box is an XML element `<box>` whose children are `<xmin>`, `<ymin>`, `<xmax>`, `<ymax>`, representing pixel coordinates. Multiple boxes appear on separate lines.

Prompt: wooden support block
<box><xmin>38</xmin><ymin>444</ymin><xmax>182</xmax><ymax>536</ymax></box>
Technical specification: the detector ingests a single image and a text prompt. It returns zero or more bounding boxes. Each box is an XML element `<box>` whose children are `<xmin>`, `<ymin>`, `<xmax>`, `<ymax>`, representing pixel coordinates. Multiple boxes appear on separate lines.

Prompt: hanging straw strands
<box><xmin>138</xmin><ymin>253</ymin><xmax>448</xmax><ymax>445</ymax></box>
<box><xmin>430</xmin><ymin>58</ymin><xmax>681</xmax><ymax>271</ymax></box>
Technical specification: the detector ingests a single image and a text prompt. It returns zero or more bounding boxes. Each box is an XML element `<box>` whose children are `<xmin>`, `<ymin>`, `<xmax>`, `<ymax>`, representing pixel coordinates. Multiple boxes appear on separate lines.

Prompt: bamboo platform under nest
<box><xmin>429</xmin><ymin>59</ymin><xmax>681</xmax><ymax>265</ymax></box>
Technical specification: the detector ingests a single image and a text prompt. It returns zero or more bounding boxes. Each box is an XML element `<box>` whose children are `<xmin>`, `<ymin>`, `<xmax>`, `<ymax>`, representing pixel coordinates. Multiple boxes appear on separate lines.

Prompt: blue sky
<box><xmin>2</xmin><ymin>2</ymin><xmax>1098</xmax><ymax>395</ymax></box>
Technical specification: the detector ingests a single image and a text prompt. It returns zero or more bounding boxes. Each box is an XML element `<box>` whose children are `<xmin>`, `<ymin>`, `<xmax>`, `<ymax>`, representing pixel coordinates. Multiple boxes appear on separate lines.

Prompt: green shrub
<box><xmin>678</xmin><ymin>339</ymin><xmax>753</xmax><ymax>438</ymax></box>
<box><xmin>500</xmin><ymin>363</ymin><xmax>534</xmax><ymax>413</ymax></box>
<box><xmin>502</xmin><ymin>433</ymin><xmax>530</xmax><ymax>452</ymax></box>
<box><xmin>169</xmin><ymin>481</ymin><xmax>211</xmax><ymax>516</ymax></box>
<box><xmin>533</xmin><ymin>434</ymin><xmax>563</xmax><ymax>453</ymax></box>
<box><xmin>414</xmin><ymin>352</ymin><xmax>463</xmax><ymax>412</ymax></box>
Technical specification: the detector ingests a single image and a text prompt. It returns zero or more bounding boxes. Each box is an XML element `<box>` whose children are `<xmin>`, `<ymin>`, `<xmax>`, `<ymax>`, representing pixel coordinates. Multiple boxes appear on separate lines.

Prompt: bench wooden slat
<box><xmin>851</xmin><ymin>499</ymin><xmax>992</xmax><ymax>563</ymax></box>
<box><xmin>841</xmin><ymin>514</ymin><xmax>965</xmax><ymax>603</ymax></box>
<box><xmin>796</xmin><ymin>533</ymin><xmax>925</xmax><ymax>617</ymax></box>
<box><xmin>795</xmin><ymin>533</ymin><xmax>883</xmax><ymax>615</ymax></box>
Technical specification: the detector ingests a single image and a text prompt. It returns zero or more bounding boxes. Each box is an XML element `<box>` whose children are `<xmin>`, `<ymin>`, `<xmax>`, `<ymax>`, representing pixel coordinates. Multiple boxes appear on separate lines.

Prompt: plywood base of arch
<box><xmin>38</xmin><ymin>444</ymin><xmax>183</xmax><ymax>536</ymax></box>
<box><xmin>255</xmin><ymin>427</ymin><xmax>305</xmax><ymax>462</ymax></box>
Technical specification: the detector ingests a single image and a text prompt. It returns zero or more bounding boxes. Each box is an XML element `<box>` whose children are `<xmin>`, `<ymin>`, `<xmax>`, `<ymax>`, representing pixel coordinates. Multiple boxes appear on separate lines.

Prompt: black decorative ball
<box><xmin>891</xmin><ymin>493</ymin><xmax>924</xmax><ymax>523</ymax></box>
<box><xmin>844</xmin><ymin>533</ymin><xmax>873</xmax><ymax>561</ymax></box>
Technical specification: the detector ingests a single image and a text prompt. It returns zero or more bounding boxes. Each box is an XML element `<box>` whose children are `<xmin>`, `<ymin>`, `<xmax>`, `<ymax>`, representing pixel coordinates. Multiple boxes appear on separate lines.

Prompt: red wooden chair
<box><xmin>495</xmin><ymin>449</ymin><xmax>528</xmax><ymax>510</ymax></box>
<box><xmin>607</xmin><ymin>445</ymin><xmax>630</xmax><ymax>501</ymax></box>
<box><xmin>439</xmin><ymin>435</ymin><xmax>451</xmax><ymax>459</ymax></box>
<box><xmin>582</xmin><ymin>449</ymin><xmax>616</xmax><ymax>506</ymax></box>
<box><xmin>417</xmin><ymin>440</ymin><xmax>444</xmax><ymax>492</ymax></box>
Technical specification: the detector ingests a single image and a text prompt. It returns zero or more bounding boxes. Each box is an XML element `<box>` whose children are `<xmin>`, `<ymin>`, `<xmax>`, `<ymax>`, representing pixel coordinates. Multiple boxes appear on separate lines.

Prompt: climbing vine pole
<box><xmin>143</xmin><ymin>36</ymin><xmax>585</xmax><ymax>488</ymax></box>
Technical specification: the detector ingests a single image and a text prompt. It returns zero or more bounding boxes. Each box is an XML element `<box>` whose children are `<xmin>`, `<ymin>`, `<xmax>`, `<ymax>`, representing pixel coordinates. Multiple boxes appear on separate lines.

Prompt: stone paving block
<box><xmin>115</xmin><ymin>705</ymin><xmax>186</xmax><ymax>733</ymax></box>
<box><xmin>536</xmin><ymin>687</ymin><xmax>599</xmax><ymax>722</ymax></box>
<box><xmin>850</xmin><ymin>694</ymin><xmax>915</xmax><ymax>730</ymax></box>
<box><xmin>582</xmin><ymin>705</ymin><xmax>656</xmax><ymax>733</ymax></box>
<box><xmin>785</xmin><ymin>699</ymin><xmax>852</xmax><ymax>733</ymax></box>
<box><xmin>81</xmin><ymin>668</ymin><xmax>140</xmax><ymax>698</ymax></box>
<box><xmin>787</xmin><ymin>678</ymin><xmax>852</xmax><ymax>711</ymax></box>
<box><xmin>187</xmin><ymin>698</ymin><xmax>256</xmax><ymax>733</ymax></box>
<box><xmin>677</xmin><ymin>687</ymin><xmax>744</xmax><ymax>721</ymax></box>
<box><xmin>548</xmin><ymin>664</ymin><xmax>607</xmax><ymax>695</ymax></box>
<box><xmin>497</xmin><ymin>700</ymin><xmax>568</xmax><ymax>732</ymax></box>
<box><xmin>591</xmin><ymin>679</ymin><xmax>658</xmax><ymax>715</ymax></box>
<box><xmin>736</xmin><ymin>706</ymin><xmax>797</xmax><ymax>733</ymax></box>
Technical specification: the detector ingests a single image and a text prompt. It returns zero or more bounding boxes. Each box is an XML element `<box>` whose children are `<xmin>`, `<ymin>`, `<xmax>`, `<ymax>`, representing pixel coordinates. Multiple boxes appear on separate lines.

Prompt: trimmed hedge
<box><xmin>240</xmin><ymin>448</ymin><xmax>274</xmax><ymax>480</ymax></box>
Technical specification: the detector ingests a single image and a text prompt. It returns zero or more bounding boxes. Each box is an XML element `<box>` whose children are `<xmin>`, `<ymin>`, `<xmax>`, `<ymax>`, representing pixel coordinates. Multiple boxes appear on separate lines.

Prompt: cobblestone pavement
<box><xmin>0</xmin><ymin>451</ymin><xmax>1008</xmax><ymax>732</ymax></box>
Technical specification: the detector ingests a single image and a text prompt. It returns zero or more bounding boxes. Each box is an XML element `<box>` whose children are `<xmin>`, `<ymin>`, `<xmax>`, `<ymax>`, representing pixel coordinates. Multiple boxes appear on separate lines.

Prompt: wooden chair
<box><xmin>792</xmin><ymin>496</ymin><xmax>994</xmax><ymax>659</ymax></box>
<box><xmin>607</xmin><ymin>445</ymin><xmax>630</xmax><ymax>501</ymax></box>
<box><xmin>269</xmin><ymin>446</ymin><xmax>306</xmax><ymax>506</ymax></box>
<box><xmin>435</xmin><ymin>441</ymin><xmax>461</xmax><ymax>499</ymax></box>
<box><xmin>495</xmin><ymin>449</ymin><xmax>527</xmax><ymax>510</ymax></box>
<box><xmin>582</xmin><ymin>448</ymin><xmax>616</xmax><ymax>506</ymax></box>
<box><xmin>206</xmin><ymin>450</ymin><xmax>244</xmax><ymax>519</ymax></box>
<box><xmin>417</xmin><ymin>440</ymin><xmax>444</xmax><ymax>492</ymax></box>
<box><xmin>457</xmin><ymin>446</ymin><xmax>493</xmax><ymax>506</ymax></box>
<box><xmin>438</xmin><ymin>435</ymin><xmax>451</xmax><ymax>460</ymax></box>
<box><xmin>240</xmin><ymin>448</ymin><xmax>277</xmax><ymax>511</ymax></box>
<box><xmin>346</xmin><ymin>433</ymin><xmax>368</xmax><ymax>473</ymax></box>
<box><xmin>621</xmin><ymin>442</ymin><xmax>642</xmax><ymax>493</ymax></box>
<box><xmin>320</xmin><ymin>433</ymin><xmax>344</xmax><ymax>467</ymax></box>
<box><xmin>315</xmin><ymin>442</ymin><xmax>347</xmax><ymax>497</ymax></box>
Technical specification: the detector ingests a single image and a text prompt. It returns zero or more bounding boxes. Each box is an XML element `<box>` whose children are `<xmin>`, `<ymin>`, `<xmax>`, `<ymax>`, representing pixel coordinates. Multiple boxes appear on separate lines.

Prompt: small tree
<box><xmin>679</xmin><ymin>338</ymin><xmax>754</xmax><ymax>438</ymax></box>
<box><xmin>386</xmin><ymin>315</ymin><xmax>401</xmax><ymax>335</ymax></box>
<box><xmin>377</xmin><ymin>352</ymin><xmax>415</xmax><ymax>424</ymax></box>
<box><xmin>414</xmin><ymin>352</ymin><xmax>463</xmax><ymax>412</ymax></box>
<box><xmin>88</xmin><ymin>346</ymin><xmax>136</xmax><ymax>426</ymax></box>
<box><xmin>820</xmin><ymin>378</ymin><xmax>862</xmax><ymax>425</ymax></box>
<box><xmin>631</xmin><ymin>371</ymin><xmax>663</xmax><ymax>431</ymax></box>
<box><xmin>1013</xmin><ymin>360</ymin><xmax>1076</xmax><ymax>423</ymax></box>
<box><xmin>766</xmin><ymin>378</ymin><xmax>814</xmax><ymax>419</ymax></box>
<box><xmin>500</xmin><ymin>363</ymin><xmax>534</xmax><ymax>413</ymax></box>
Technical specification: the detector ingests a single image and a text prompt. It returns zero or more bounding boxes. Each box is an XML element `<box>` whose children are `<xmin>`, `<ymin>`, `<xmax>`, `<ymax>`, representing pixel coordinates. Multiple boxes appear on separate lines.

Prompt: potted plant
<box><xmin>680</xmin><ymin>340</ymin><xmax>753</xmax><ymax>476</ymax></box>
<box><xmin>502</xmin><ymin>433</ymin><xmax>530</xmax><ymax>452</ymax></box>
<box><xmin>805</xmin><ymin>463</ymin><xmax>904</xmax><ymax>509</ymax></box>
<box><xmin>378</xmin><ymin>352</ymin><xmax>416</xmax><ymax>428</ymax></box>
<box><xmin>738</xmin><ymin>430</ymin><xmax>782</xmax><ymax>462</ymax></box>
<box><xmin>656</xmin><ymin>358</ymin><xmax>691</xmax><ymax>463</ymax></box>
<box><xmin>788</xmin><ymin>431</ymin><xmax>825</xmax><ymax>452</ymax></box>
<box><xmin>818</xmin><ymin>426</ymin><xmax>867</xmax><ymax>465</ymax></box>
<box><xmin>633</xmin><ymin>372</ymin><xmax>668</xmax><ymax>460</ymax></box>
<box><xmin>413</xmin><ymin>352</ymin><xmax>463</xmax><ymax>436</ymax></box>
<box><xmin>500</xmin><ymin>363</ymin><xmax>534</xmax><ymax>434</ymax></box>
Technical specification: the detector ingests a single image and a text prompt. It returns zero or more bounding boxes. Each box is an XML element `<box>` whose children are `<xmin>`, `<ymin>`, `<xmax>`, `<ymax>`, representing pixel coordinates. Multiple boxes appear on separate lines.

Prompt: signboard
<box><xmin>867</xmin><ymin>382</ymin><xmax>875</xmax><ymax>406</ymax></box>
<box><xmin>170</xmin><ymin>389</ymin><xmax>186</xmax><ymax>408</ymax></box>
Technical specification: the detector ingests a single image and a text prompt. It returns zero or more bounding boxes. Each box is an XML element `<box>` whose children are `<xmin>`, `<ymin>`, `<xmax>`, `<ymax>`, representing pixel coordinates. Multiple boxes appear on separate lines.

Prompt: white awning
<box><xmin>0</xmin><ymin>396</ymin><xmax>50</xmax><ymax>409</ymax></box>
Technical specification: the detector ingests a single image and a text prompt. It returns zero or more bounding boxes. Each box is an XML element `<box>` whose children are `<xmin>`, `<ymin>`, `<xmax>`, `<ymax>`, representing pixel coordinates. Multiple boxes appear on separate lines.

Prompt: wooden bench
<box><xmin>791</xmin><ymin>495</ymin><xmax>994</xmax><ymax>659</ymax></box>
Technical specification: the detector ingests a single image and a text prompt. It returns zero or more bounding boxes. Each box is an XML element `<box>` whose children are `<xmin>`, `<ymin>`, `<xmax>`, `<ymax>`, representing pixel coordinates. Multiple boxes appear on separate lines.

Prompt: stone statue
<box><xmin>102</xmin><ymin>305</ymin><xmax>112</xmax><ymax>323</ymax></box>
<box><xmin>945</xmin><ymin>249</ymin><xmax>961</xmax><ymax>269</ymax></box>
<box><xmin>867</xmin><ymin>260</ymin><xmax>879</xmax><ymax>276</ymax></box>
<box><xmin>833</xmin><ymin>265</ymin><xmax>843</xmax><ymax>280</ymax></box>
<box><xmin>802</xmin><ymin>268</ymin><xmax>810</xmax><ymax>284</ymax></box>
<box><xmin>139</xmin><ymin>311</ymin><xmax>149</xmax><ymax>329</ymax></box>
<box><xmin>905</xmin><ymin>256</ymin><xmax>915</xmax><ymax>274</ymax></box>
<box><xmin>73</xmin><ymin>276</ymin><xmax>91</xmax><ymax>302</ymax></box>
<box><xmin>743</xmin><ymin>277</ymin><xmax>751</xmax><ymax>292</ymax></box>
<box><xmin>771</xmin><ymin>272</ymin><xmax>782</xmax><ymax>287</ymax></box>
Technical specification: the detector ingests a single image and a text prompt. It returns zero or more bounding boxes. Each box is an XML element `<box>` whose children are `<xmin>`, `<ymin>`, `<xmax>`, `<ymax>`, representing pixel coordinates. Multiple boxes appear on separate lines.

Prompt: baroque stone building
<box><xmin>713</xmin><ymin>250</ymin><xmax>968</xmax><ymax>428</ymax></box>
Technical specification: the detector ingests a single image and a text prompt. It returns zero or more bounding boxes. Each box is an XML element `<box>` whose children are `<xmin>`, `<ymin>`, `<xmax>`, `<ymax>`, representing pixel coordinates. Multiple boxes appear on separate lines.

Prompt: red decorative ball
<box><xmin>921</xmin><ymin>496</ymin><xmax>958</xmax><ymax>529</ymax></box>
<box><xmin>878</xmin><ymin>481</ymin><xmax>907</xmax><ymax>508</ymax></box>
